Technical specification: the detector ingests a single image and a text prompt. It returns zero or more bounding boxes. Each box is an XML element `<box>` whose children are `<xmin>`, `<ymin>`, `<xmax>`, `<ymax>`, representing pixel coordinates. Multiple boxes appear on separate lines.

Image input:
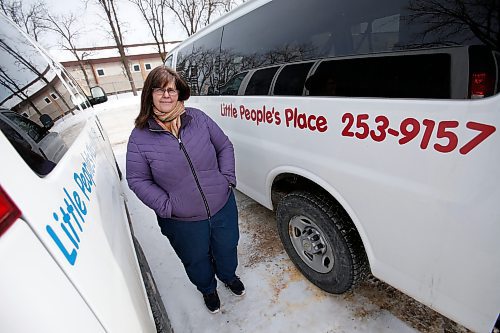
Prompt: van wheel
<box><xmin>276</xmin><ymin>191</ymin><xmax>368</xmax><ymax>294</ymax></box>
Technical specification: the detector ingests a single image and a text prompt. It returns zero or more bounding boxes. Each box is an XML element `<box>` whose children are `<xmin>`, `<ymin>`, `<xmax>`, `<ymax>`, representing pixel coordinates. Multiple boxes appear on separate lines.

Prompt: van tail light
<box><xmin>0</xmin><ymin>186</ymin><xmax>21</xmax><ymax>236</ymax></box>
<box><xmin>470</xmin><ymin>72</ymin><xmax>493</xmax><ymax>98</ymax></box>
<box><xmin>468</xmin><ymin>46</ymin><xmax>496</xmax><ymax>99</ymax></box>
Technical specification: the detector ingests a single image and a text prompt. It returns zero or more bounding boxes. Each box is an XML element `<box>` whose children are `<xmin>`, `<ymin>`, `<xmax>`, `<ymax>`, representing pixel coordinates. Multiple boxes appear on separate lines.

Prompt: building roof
<box><xmin>49</xmin><ymin>41</ymin><xmax>181</xmax><ymax>63</ymax></box>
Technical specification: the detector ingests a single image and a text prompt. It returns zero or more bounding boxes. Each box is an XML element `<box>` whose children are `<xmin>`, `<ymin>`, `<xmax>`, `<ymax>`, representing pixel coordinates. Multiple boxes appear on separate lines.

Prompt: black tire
<box><xmin>133</xmin><ymin>236</ymin><xmax>173</xmax><ymax>333</ymax></box>
<box><xmin>276</xmin><ymin>191</ymin><xmax>368</xmax><ymax>294</ymax></box>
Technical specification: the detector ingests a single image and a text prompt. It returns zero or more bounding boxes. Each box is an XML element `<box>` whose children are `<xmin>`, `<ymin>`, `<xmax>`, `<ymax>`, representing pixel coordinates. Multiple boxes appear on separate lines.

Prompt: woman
<box><xmin>126</xmin><ymin>66</ymin><xmax>244</xmax><ymax>314</ymax></box>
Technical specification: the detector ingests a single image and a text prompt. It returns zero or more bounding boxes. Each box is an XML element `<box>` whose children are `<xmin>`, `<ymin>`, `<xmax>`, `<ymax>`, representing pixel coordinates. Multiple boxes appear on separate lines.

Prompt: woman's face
<box><xmin>152</xmin><ymin>80</ymin><xmax>179</xmax><ymax>114</ymax></box>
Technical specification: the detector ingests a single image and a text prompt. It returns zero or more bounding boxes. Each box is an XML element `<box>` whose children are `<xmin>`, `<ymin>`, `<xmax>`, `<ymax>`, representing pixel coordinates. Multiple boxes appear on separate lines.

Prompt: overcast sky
<box><xmin>38</xmin><ymin>0</ymin><xmax>187</xmax><ymax>49</ymax></box>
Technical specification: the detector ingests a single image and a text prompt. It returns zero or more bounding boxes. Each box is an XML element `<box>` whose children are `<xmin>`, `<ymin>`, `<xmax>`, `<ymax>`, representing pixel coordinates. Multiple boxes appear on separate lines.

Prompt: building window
<box><xmin>133</xmin><ymin>64</ymin><xmax>140</xmax><ymax>72</ymax></box>
<box><xmin>145</xmin><ymin>63</ymin><xmax>152</xmax><ymax>71</ymax></box>
<box><xmin>50</xmin><ymin>93</ymin><xmax>58</xmax><ymax>100</ymax></box>
<box><xmin>97</xmin><ymin>68</ymin><xmax>105</xmax><ymax>76</ymax></box>
<box><xmin>44</xmin><ymin>97</ymin><xmax>51</xmax><ymax>104</ymax></box>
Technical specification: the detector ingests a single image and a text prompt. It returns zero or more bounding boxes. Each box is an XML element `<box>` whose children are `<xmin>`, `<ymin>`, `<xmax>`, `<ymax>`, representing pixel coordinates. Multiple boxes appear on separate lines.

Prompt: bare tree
<box><xmin>221</xmin><ymin>0</ymin><xmax>244</xmax><ymax>13</ymax></box>
<box><xmin>94</xmin><ymin>0</ymin><xmax>138</xmax><ymax>95</ymax></box>
<box><xmin>0</xmin><ymin>0</ymin><xmax>48</xmax><ymax>42</ymax></box>
<box><xmin>41</xmin><ymin>13</ymin><xmax>93</xmax><ymax>89</ymax></box>
<box><xmin>129</xmin><ymin>0</ymin><xmax>169</xmax><ymax>61</ymax></box>
<box><xmin>165</xmin><ymin>0</ymin><xmax>242</xmax><ymax>36</ymax></box>
<box><xmin>0</xmin><ymin>67</ymin><xmax>41</xmax><ymax>115</ymax></box>
<box><xmin>408</xmin><ymin>0</ymin><xmax>499</xmax><ymax>50</ymax></box>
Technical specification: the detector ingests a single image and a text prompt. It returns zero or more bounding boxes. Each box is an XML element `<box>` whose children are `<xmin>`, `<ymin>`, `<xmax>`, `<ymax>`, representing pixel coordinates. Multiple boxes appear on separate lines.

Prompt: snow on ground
<box><xmin>95</xmin><ymin>93</ymin><xmax>468</xmax><ymax>333</ymax></box>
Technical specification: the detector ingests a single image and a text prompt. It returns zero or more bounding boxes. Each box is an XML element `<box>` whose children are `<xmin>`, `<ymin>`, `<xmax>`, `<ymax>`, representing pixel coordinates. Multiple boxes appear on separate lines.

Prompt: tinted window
<box><xmin>0</xmin><ymin>118</ymin><xmax>31</xmax><ymax>151</ymax></box>
<box><xmin>221</xmin><ymin>0</ymin><xmax>333</xmax><ymax>74</ymax></box>
<box><xmin>0</xmin><ymin>20</ymin><xmax>90</xmax><ymax>122</ymax></box>
<box><xmin>351</xmin><ymin>14</ymin><xmax>400</xmax><ymax>54</ymax></box>
<box><xmin>217</xmin><ymin>0</ymin><xmax>496</xmax><ymax>95</ymax></box>
<box><xmin>177</xmin><ymin>29</ymin><xmax>222</xmax><ymax>96</ymax></box>
<box><xmin>221</xmin><ymin>0</ymin><xmax>490</xmax><ymax>62</ymax></box>
<box><xmin>165</xmin><ymin>55</ymin><xmax>173</xmax><ymax>68</ymax></box>
<box><xmin>307</xmin><ymin>53</ymin><xmax>451</xmax><ymax>98</ymax></box>
<box><xmin>0</xmin><ymin>118</ymin><xmax>55</xmax><ymax>176</ymax></box>
<box><xmin>220</xmin><ymin>71</ymin><xmax>248</xmax><ymax>95</ymax></box>
<box><xmin>2</xmin><ymin>111</ymin><xmax>46</xmax><ymax>142</ymax></box>
<box><xmin>245</xmin><ymin>67</ymin><xmax>279</xmax><ymax>95</ymax></box>
<box><xmin>175</xmin><ymin>46</ymin><xmax>191</xmax><ymax>78</ymax></box>
<box><xmin>274</xmin><ymin>62</ymin><xmax>313</xmax><ymax>96</ymax></box>
<box><xmin>1</xmin><ymin>15</ymin><xmax>91</xmax><ymax>176</ymax></box>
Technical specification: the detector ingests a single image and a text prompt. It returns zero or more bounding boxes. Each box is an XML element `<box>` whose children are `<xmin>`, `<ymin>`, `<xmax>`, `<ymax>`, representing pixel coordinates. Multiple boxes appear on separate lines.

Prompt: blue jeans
<box><xmin>157</xmin><ymin>191</ymin><xmax>239</xmax><ymax>294</ymax></box>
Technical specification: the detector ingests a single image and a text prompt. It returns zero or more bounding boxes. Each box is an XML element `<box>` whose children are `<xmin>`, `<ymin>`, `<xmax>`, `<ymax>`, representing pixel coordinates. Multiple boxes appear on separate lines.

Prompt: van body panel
<box><xmin>0</xmin><ymin>219</ymin><xmax>105</xmax><ymax>333</ymax></box>
<box><xmin>186</xmin><ymin>91</ymin><xmax>500</xmax><ymax>333</ymax></box>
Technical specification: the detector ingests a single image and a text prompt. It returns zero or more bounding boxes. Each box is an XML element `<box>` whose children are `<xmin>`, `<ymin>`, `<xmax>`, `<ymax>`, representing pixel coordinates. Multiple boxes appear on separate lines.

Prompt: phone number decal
<box><xmin>341</xmin><ymin>113</ymin><xmax>496</xmax><ymax>155</ymax></box>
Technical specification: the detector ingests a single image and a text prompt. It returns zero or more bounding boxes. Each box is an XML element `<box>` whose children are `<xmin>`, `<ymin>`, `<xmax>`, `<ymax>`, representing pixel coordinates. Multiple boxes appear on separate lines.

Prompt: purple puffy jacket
<box><xmin>126</xmin><ymin>107</ymin><xmax>236</xmax><ymax>221</ymax></box>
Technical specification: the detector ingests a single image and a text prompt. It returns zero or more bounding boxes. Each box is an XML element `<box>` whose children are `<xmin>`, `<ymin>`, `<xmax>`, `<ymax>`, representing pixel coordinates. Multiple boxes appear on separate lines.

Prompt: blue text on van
<box><xmin>45</xmin><ymin>138</ymin><xmax>97</xmax><ymax>266</ymax></box>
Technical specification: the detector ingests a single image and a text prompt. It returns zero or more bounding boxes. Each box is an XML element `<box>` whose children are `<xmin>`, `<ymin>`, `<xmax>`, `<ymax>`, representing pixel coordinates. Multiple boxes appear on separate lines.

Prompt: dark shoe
<box><xmin>203</xmin><ymin>291</ymin><xmax>220</xmax><ymax>313</ymax></box>
<box><xmin>225</xmin><ymin>277</ymin><xmax>245</xmax><ymax>296</ymax></box>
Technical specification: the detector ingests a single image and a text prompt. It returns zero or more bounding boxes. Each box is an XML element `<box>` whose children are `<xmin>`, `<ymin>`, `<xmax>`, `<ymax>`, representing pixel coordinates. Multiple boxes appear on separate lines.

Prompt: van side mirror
<box><xmin>39</xmin><ymin>114</ymin><xmax>54</xmax><ymax>130</ymax></box>
<box><xmin>89</xmin><ymin>86</ymin><xmax>108</xmax><ymax>105</ymax></box>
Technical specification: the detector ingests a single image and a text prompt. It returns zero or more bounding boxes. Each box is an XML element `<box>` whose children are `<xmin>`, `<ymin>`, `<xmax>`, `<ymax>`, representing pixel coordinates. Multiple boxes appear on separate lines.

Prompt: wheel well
<box><xmin>272</xmin><ymin>173</ymin><xmax>332</xmax><ymax>209</ymax></box>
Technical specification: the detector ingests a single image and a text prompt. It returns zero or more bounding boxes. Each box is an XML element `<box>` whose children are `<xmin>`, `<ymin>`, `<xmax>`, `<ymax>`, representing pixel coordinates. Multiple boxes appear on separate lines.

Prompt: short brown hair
<box><xmin>134</xmin><ymin>66</ymin><xmax>190</xmax><ymax>128</ymax></box>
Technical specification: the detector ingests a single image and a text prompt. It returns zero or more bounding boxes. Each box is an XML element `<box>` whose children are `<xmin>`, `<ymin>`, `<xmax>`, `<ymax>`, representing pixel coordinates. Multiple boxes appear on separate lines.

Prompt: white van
<box><xmin>0</xmin><ymin>12</ymin><xmax>170</xmax><ymax>332</ymax></box>
<box><xmin>166</xmin><ymin>0</ymin><xmax>500</xmax><ymax>332</ymax></box>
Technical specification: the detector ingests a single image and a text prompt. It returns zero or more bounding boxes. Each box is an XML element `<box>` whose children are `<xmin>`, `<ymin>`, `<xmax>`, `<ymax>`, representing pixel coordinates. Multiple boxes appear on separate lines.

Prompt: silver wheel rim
<box><xmin>288</xmin><ymin>215</ymin><xmax>334</xmax><ymax>273</ymax></box>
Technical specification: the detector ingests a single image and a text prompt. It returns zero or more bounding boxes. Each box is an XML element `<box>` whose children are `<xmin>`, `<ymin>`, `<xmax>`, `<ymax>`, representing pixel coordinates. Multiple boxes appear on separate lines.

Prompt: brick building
<box><xmin>55</xmin><ymin>42</ymin><xmax>180</xmax><ymax>96</ymax></box>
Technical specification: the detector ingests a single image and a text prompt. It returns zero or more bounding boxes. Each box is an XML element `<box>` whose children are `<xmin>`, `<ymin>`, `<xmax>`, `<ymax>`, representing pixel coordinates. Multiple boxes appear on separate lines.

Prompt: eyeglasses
<box><xmin>152</xmin><ymin>87</ymin><xmax>179</xmax><ymax>96</ymax></box>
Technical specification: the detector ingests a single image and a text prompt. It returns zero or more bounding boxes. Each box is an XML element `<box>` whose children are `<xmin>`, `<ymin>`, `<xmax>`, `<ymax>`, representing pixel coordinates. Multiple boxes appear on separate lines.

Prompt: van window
<box><xmin>220</xmin><ymin>0</ymin><xmax>322</xmax><ymax>72</ymax></box>
<box><xmin>274</xmin><ymin>62</ymin><xmax>314</xmax><ymax>96</ymax></box>
<box><xmin>219</xmin><ymin>71</ymin><xmax>247</xmax><ymax>95</ymax></box>
<box><xmin>215</xmin><ymin>0</ymin><xmax>490</xmax><ymax>97</ymax></box>
<box><xmin>307</xmin><ymin>53</ymin><xmax>451</xmax><ymax>98</ymax></box>
<box><xmin>188</xmin><ymin>28</ymin><xmax>223</xmax><ymax>95</ymax></box>
<box><xmin>245</xmin><ymin>66</ymin><xmax>279</xmax><ymax>95</ymax></box>
<box><xmin>0</xmin><ymin>118</ymin><xmax>31</xmax><ymax>151</ymax></box>
<box><xmin>351</xmin><ymin>14</ymin><xmax>400</xmax><ymax>54</ymax></box>
<box><xmin>164</xmin><ymin>55</ymin><xmax>173</xmax><ymax>68</ymax></box>
<box><xmin>2</xmin><ymin>111</ymin><xmax>47</xmax><ymax>142</ymax></box>
<box><xmin>176</xmin><ymin>46</ymin><xmax>193</xmax><ymax>85</ymax></box>
<box><xmin>0</xmin><ymin>17</ymin><xmax>90</xmax><ymax>175</ymax></box>
<box><xmin>0</xmin><ymin>118</ymin><xmax>55</xmax><ymax>175</ymax></box>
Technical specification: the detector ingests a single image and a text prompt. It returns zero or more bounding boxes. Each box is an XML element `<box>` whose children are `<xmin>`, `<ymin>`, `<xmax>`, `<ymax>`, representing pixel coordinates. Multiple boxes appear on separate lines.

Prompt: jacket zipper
<box><xmin>177</xmin><ymin>133</ymin><xmax>211</xmax><ymax>220</ymax></box>
<box><xmin>150</xmin><ymin>126</ymin><xmax>212</xmax><ymax>220</ymax></box>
